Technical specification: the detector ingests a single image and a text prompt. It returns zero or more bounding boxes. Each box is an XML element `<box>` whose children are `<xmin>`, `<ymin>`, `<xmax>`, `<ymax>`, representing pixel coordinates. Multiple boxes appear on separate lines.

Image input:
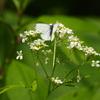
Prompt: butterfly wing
<box><xmin>34</xmin><ymin>24</ymin><xmax>51</xmax><ymax>40</ymax></box>
<box><xmin>50</xmin><ymin>22</ymin><xmax>58</xmax><ymax>41</ymax></box>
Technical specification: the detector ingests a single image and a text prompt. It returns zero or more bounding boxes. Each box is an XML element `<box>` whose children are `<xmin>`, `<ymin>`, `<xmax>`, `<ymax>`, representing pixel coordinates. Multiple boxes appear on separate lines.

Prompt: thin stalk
<box><xmin>46</xmin><ymin>38</ymin><xmax>57</xmax><ymax>100</ymax></box>
<box><xmin>31</xmin><ymin>50</ymin><xmax>40</xmax><ymax>100</ymax></box>
<box><xmin>64</xmin><ymin>61</ymin><xmax>86</xmax><ymax>79</ymax></box>
<box><xmin>38</xmin><ymin>57</ymin><xmax>49</xmax><ymax>78</ymax></box>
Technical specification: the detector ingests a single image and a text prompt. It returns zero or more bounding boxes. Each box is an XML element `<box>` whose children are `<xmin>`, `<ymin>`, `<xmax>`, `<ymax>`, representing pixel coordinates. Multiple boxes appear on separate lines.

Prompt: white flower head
<box><xmin>36</xmin><ymin>62</ymin><xmax>39</xmax><ymax>66</ymax></box>
<box><xmin>83</xmin><ymin>46</ymin><xmax>100</xmax><ymax>56</ymax></box>
<box><xmin>77</xmin><ymin>75</ymin><xmax>81</xmax><ymax>82</ymax></box>
<box><xmin>91</xmin><ymin>60</ymin><xmax>100</xmax><ymax>67</ymax></box>
<box><xmin>20</xmin><ymin>30</ymin><xmax>37</xmax><ymax>43</ymax></box>
<box><xmin>56</xmin><ymin>23</ymin><xmax>73</xmax><ymax>39</ymax></box>
<box><xmin>67</xmin><ymin>35</ymin><xmax>84</xmax><ymax>50</ymax></box>
<box><xmin>20</xmin><ymin>33</ymin><xmax>28</xmax><ymax>43</ymax></box>
<box><xmin>51</xmin><ymin>77</ymin><xmax>63</xmax><ymax>84</ymax></box>
<box><xmin>29</xmin><ymin>39</ymin><xmax>48</xmax><ymax>50</ymax></box>
<box><xmin>45</xmin><ymin>57</ymin><xmax>49</xmax><ymax>64</ymax></box>
<box><xmin>41</xmin><ymin>49</ymin><xmax>52</xmax><ymax>55</ymax></box>
<box><xmin>56</xmin><ymin>57</ymin><xmax>60</xmax><ymax>64</ymax></box>
<box><xmin>66</xmin><ymin>28</ymin><xmax>74</xmax><ymax>34</ymax></box>
<box><xmin>16</xmin><ymin>50</ymin><xmax>23</xmax><ymax>60</ymax></box>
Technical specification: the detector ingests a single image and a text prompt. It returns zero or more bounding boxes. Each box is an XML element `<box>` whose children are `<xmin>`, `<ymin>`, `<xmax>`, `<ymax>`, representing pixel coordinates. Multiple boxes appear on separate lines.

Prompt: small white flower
<box><xmin>91</xmin><ymin>60</ymin><xmax>100</xmax><ymax>67</ymax></box>
<box><xmin>29</xmin><ymin>39</ymin><xmax>48</xmax><ymax>50</ymax></box>
<box><xmin>46</xmin><ymin>49</ymin><xmax>52</xmax><ymax>54</ymax></box>
<box><xmin>20</xmin><ymin>34</ymin><xmax>28</xmax><ymax>43</ymax></box>
<box><xmin>45</xmin><ymin>58</ymin><xmax>49</xmax><ymax>64</ymax></box>
<box><xmin>51</xmin><ymin>77</ymin><xmax>63</xmax><ymax>84</ymax></box>
<box><xmin>77</xmin><ymin>75</ymin><xmax>81</xmax><ymax>82</ymax></box>
<box><xmin>56</xmin><ymin>23</ymin><xmax>73</xmax><ymax>39</ymax></box>
<box><xmin>67</xmin><ymin>35</ymin><xmax>83</xmax><ymax>50</ymax></box>
<box><xmin>83</xmin><ymin>46</ymin><xmax>100</xmax><ymax>56</ymax></box>
<box><xmin>41</xmin><ymin>49</ymin><xmax>52</xmax><ymax>55</ymax></box>
<box><xmin>36</xmin><ymin>62</ymin><xmax>39</xmax><ymax>66</ymax></box>
<box><xmin>68</xmin><ymin>35</ymin><xmax>79</xmax><ymax>42</ymax></box>
<box><xmin>56</xmin><ymin>57</ymin><xmax>60</xmax><ymax>64</ymax></box>
<box><xmin>66</xmin><ymin>28</ymin><xmax>74</xmax><ymax>34</ymax></box>
<box><xmin>20</xmin><ymin>30</ymin><xmax>37</xmax><ymax>43</ymax></box>
<box><xmin>16</xmin><ymin>50</ymin><xmax>23</xmax><ymax>60</ymax></box>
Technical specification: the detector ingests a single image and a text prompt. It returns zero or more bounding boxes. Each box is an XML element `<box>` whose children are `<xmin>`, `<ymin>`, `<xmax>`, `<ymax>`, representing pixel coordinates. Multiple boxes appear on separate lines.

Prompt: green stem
<box><xmin>31</xmin><ymin>50</ymin><xmax>40</xmax><ymax>100</ymax></box>
<box><xmin>64</xmin><ymin>61</ymin><xmax>85</xmax><ymax>79</ymax></box>
<box><xmin>46</xmin><ymin>38</ymin><xmax>57</xmax><ymax>100</ymax></box>
<box><xmin>38</xmin><ymin>53</ymin><xmax>49</xmax><ymax>78</ymax></box>
<box><xmin>51</xmin><ymin>38</ymin><xmax>57</xmax><ymax>76</ymax></box>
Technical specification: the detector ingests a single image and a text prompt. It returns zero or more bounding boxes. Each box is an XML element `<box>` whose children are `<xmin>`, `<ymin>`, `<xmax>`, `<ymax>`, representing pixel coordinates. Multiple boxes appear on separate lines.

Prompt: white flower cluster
<box><xmin>16</xmin><ymin>21</ymin><xmax>100</xmax><ymax>61</ymax></box>
<box><xmin>20</xmin><ymin>30</ymin><xmax>49</xmax><ymax>51</ymax></box>
<box><xmin>41</xmin><ymin>49</ymin><xmax>52</xmax><ymax>55</ymax></box>
<box><xmin>91</xmin><ymin>60</ymin><xmax>100</xmax><ymax>67</ymax></box>
<box><xmin>77</xmin><ymin>75</ymin><xmax>81</xmax><ymax>82</ymax></box>
<box><xmin>56</xmin><ymin>23</ymin><xmax>73</xmax><ymax>38</ymax></box>
<box><xmin>67</xmin><ymin>35</ymin><xmax>83</xmax><ymax>50</ymax></box>
<box><xmin>67</xmin><ymin>34</ymin><xmax>100</xmax><ymax>57</ymax></box>
<box><xmin>20</xmin><ymin>30</ymin><xmax>38</xmax><ymax>43</ymax></box>
<box><xmin>83</xmin><ymin>46</ymin><xmax>100</xmax><ymax>56</ymax></box>
<box><xmin>45</xmin><ymin>57</ymin><xmax>49</xmax><ymax>64</ymax></box>
<box><xmin>29</xmin><ymin>39</ymin><xmax>48</xmax><ymax>50</ymax></box>
<box><xmin>51</xmin><ymin>77</ymin><xmax>63</xmax><ymax>84</ymax></box>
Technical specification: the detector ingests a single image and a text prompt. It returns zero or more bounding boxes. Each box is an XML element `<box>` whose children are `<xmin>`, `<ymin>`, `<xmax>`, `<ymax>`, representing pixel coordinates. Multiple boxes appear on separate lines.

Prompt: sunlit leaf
<box><xmin>81</xmin><ymin>74</ymin><xmax>92</xmax><ymax>80</ymax></box>
<box><xmin>5</xmin><ymin>60</ymin><xmax>47</xmax><ymax>100</ymax></box>
<box><xmin>31</xmin><ymin>80</ymin><xmax>37</xmax><ymax>92</ymax></box>
<box><xmin>0</xmin><ymin>85</ymin><xmax>21</xmax><ymax>94</ymax></box>
<box><xmin>54</xmin><ymin>84</ymin><xmax>100</xmax><ymax>100</ymax></box>
<box><xmin>63</xmin><ymin>83</ymin><xmax>77</xmax><ymax>87</ymax></box>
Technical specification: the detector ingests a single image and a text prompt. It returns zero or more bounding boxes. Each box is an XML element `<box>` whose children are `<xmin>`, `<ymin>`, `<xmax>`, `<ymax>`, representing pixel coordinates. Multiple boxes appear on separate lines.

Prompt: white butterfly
<box><xmin>34</xmin><ymin>22</ymin><xmax>58</xmax><ymax>41</ymax></box>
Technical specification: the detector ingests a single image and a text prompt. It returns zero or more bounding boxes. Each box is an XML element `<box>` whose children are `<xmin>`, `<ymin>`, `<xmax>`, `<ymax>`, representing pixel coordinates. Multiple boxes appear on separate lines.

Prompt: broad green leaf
<box><xmin>0</xmin><ymin>92</ymin><xmax>10</xmax><ymax>100</ymax></box>
<box><xmin>54</xmin><ymin>85</ymin><xmax>100</xmax><ymax>100</ymax></box>
<box><xmin>5</xmin><ymin>60</ymin><xmax>47</xmax><ymax>100</ymax></box>
<box><xmin>81</xmin><ymin>74</ymin><xmax>92</xmax><ymax>80</ymax></box>
<box><xmin>0</xmin><ymin>85</ymin><xmax>22</xmax><ymax>94</ymax></box>
<box><xmin>0</xmin><ymin>21</ymin><xmax>13</xmax><ymax>67</ymax></box>
<box><xmin>63</xmin><ymin>83</ymin><xmax>77</xmax><ymax>87</ymax></box>
<box><xmin>35</xmin><ymin>15</ymin><xmax>100</xmax><ymax>32</ymax></box>
<box><xmin>83</xmin><ymin>17</ymin><xmax>100</xmax><ymax>28</ymax></box>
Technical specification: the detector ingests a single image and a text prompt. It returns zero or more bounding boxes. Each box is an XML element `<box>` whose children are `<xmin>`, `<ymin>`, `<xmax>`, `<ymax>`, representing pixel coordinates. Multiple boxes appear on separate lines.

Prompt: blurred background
<box><xmin>0</xmin><ymin>0</ymin><xmax>100</xmax><ymax>100</ymax></box>
<box><xmin>1</xmin><ymin>0</ymin><xmax>100</xmax><ymax>16</ymax></box>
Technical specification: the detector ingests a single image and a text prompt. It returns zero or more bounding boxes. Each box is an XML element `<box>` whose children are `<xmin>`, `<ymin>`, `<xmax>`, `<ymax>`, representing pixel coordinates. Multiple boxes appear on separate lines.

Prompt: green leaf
<box><xmin>31</xmin><ymin>80</ymin><xmax>37</xmax><ymax>92</ymax></box>
<box><xmin>5</xmin><ymin>60</ymin><xmax>47</xmax><ymax>100</ymax></box>
<box><xmin>54</xmin><ymin>85</ymin><xmax>100</xmax><ymax>100</ymax></box>
<box><xmin>0</xmin><ymin>85</ymin><xmax>21</xmax><ymax>94</ymax></box>
<box><xmin>63</xmin><ymin>83</ymin><xmax>77</xmax><ymax>87</ymax></box>
<box><xmin>81</xmin><ymin>74</ymin><xmax>92</xmax><ymax>80</ymax></box>
<box><xmin>0</xmin><ymin>21</ymin><xmax>13</xmax><ymax>67</ymax></box>
<box><xmin>0</xmin><ymin>92</ymin><xmax>10</xmax><ymax>100</ymax></box>
<box><xmin>36</xmin><ymin>15</ymin><xmax>99</xmax><ymax>32</ymax></box>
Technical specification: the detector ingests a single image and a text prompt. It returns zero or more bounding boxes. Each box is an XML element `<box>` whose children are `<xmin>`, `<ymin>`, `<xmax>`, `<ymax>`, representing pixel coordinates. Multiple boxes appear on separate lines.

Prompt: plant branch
<box><xmin>46</xmin><ymin>38</ymin><xmax>57</xmax><ymax>100</ymax></box>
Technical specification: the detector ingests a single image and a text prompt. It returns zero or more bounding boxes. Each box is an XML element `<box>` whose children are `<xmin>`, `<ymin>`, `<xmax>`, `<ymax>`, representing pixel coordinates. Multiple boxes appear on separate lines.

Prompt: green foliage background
<box><xmin>0</xmin><ymin>0</ymin><xmax>100</xmax><ymax>100</ymax></box>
